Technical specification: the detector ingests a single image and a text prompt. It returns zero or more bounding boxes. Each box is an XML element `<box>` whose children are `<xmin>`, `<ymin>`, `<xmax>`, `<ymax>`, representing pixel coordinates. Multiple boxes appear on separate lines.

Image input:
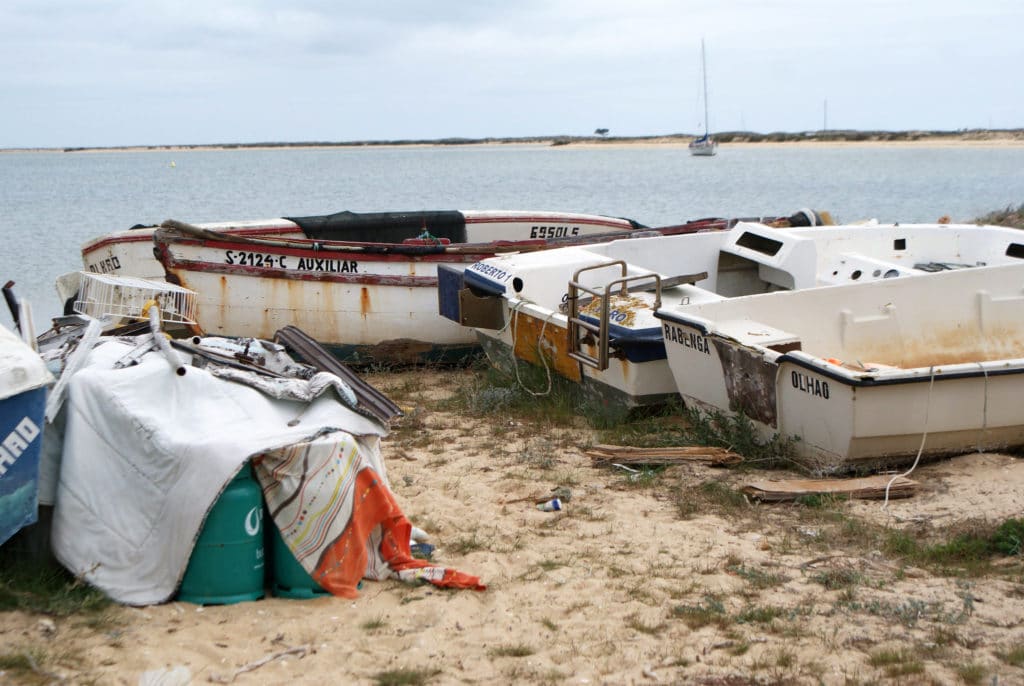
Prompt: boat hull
<box><xmin>157</xmin><ymin>240</ymin><xmax>488</xmax><ymax>363</ymax></box>
<box><xmin>657</xmin><ymin>262</ymin><xmax>1024</xmax><ymax>470</ymax></box>
<box><xmin>474</xmin><ymin>304</ymin><xmax>680</xmax><ymax>413</ymax></box>
<box><xmin>0</xmin><ymin>324</ymin><xmax>52</xmax><ymax>547</ymax></box>
<box><xmin>451</xmin><ymin>220</ymin><xmax>1024</xmax><ymax>413</ymax></box>
<box><xmin>688</xmin><ymin>140</ymin><xmax>718</xmax><ymax>157</ymax></box>
<box><xmin>152</xmin><ymin>211</ymin><xmax>641</xmax><ymax>363</ymax></box>
<box><xmin>0</xmin><ymin>387</ymin><xmax>48</xmax><ymax>546</ymax></box>
<box><xmin>82</xmin><ymin>219</ymin><xmax>306</xmax><ymax>280</ymax></box>
<box><xmin>82</xmin><ymin>211</ymin><xmax>639</xmax><ymax>282</ymax></box>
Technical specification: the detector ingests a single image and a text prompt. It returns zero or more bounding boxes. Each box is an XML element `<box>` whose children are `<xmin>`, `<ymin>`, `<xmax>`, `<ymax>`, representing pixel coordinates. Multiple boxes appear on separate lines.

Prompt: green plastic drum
<box><xmin>270</xmin><ymin>524</ymin><xmax>329</xmax><ymax>599</ymax></box>
<box><xmin>178</xmin><ymin>464</ymin><xmax>265</xmax><ymax>605</ymax></box>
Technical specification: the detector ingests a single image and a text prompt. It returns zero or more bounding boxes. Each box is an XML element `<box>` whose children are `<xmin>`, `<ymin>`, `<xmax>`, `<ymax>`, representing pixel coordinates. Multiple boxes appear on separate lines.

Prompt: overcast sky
<box><xmin>2</xmin><ymin>0</ymin><xmax>1021</xmax><ymax>149</ymax></box>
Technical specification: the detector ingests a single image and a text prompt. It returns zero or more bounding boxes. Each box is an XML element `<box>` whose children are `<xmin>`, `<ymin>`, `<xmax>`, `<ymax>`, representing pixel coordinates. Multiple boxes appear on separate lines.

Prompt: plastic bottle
<box><xmin>536</xmin><ymin>498</ymin><xmax>562</xmax><ymax>512</ymax></box>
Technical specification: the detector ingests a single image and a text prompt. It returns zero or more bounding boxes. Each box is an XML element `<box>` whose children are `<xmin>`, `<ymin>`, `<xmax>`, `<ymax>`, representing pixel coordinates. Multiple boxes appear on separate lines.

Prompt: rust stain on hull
<box><xmin>360</xmin><ymin>287</ymin><xmax>371</xmax><ymax>319</ymax></box>
<box><xmin>839</xmin><ymin>326</ymin><xmax>1024</xmax><ymax>370</ymax></box>
<box><xmin>511</xmin><ymin>314</ymin><xmax>582</xmax><ymax>383</ymax></box>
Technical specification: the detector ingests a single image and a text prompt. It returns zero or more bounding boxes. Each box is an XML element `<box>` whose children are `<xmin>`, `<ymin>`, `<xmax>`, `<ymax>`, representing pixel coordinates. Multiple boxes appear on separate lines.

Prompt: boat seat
<box><xmin>712</xmin><ymin>319</ymin><xmax>801</xmax><ymax>352</ymax></box>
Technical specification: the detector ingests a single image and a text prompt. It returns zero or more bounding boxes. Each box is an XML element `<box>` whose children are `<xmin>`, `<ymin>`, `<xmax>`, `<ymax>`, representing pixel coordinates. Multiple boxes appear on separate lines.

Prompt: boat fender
<box><xmin>787</xmin><ymin>208</ymin><xmax>821</xmax><ymax>227</ymax></box>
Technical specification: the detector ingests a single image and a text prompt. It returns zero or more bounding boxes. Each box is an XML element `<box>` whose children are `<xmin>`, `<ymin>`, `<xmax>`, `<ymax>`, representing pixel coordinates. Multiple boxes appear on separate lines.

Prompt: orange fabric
<box><xmin>312</xmin><ymin>468</ymin><xmax>485</xmax><ymax>597</ymax></box>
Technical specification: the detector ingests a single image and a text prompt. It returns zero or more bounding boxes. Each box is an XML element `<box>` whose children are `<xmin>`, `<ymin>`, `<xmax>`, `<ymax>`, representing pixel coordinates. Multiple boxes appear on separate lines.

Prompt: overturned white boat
<box><xmin>656</xmin><ymin>261</ymin><xmax>1024</xmax><ymax>471</ymax></box>
<box><xmin>443</xmin><ymin>220</ymin><xmax>1024</xmax><ymax>412</ymax></box>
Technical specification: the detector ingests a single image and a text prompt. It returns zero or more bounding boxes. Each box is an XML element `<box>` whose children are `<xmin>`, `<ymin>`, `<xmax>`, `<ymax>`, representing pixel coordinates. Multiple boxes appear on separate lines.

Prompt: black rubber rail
<box><xmin>273</xmin><ymin>325</ymin><xmax>403</xmax><ymax>425</ymax></box>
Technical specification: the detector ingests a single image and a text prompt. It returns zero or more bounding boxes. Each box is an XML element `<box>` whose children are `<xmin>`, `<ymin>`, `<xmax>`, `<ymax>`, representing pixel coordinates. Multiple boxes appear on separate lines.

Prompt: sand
<box><xmin>5</xmin><ymin>131</ymin><xmax>1024</xmax><ymax>155</ymax></box>
<box><xmin>2</xmin><ymin>368</ymin><xmax>1023</xmax><ymax>685</ymax></box>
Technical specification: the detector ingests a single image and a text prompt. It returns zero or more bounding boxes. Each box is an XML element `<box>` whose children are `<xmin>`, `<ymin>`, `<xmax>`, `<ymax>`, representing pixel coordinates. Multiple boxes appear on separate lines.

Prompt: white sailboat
<box><xmin>689</xmin><ymin>39</ymin><xmax>718</xmax><ymax>157</ymax></box>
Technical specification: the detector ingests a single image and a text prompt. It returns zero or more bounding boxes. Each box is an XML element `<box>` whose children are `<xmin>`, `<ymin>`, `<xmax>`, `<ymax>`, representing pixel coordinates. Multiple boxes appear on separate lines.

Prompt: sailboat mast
<box><xmin>701</xmin><ymin>38</ymin><xmax>710</xmax><ymax>137</ymax></box>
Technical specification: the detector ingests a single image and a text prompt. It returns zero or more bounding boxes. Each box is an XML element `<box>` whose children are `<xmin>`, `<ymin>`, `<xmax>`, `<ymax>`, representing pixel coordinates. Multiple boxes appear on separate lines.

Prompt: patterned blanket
<box><xmin>256</xmin><ymin>433</ymin><xmax>485</xmax><ymax>597</ymax></box>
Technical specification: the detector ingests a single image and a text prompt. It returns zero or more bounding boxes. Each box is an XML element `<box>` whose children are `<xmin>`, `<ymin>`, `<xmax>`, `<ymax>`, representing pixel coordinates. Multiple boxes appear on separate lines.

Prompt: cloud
<box><xmin>0</xmin><ymin>0</ymin><xmax>1022</xmax><ymax>146</ymax></box>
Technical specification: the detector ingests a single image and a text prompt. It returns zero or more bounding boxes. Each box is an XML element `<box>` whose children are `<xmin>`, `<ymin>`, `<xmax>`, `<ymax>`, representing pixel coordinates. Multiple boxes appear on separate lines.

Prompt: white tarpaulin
<box><xmin>50</xmin><ymin>338</ymin><xmax>387</xmax><ymax>605</ymax></box>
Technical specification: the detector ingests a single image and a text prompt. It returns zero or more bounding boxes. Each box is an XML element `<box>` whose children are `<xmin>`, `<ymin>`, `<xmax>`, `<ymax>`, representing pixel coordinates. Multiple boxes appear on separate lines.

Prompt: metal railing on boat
<box><xmin>566</xmin><ymin>263</ymin><xmax>708</xmax><ymax>371</ymax></box>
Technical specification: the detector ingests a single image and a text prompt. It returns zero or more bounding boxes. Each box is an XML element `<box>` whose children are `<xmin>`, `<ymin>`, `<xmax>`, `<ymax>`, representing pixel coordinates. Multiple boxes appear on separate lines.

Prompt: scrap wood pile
<box><xmin>741</xmin><ymin>475</ymin><xmax>918</xmax><ymax>502</ymax></box>
<box><xmin>586</xmin><ymin>444</ymin><xmax>743</xmax><ymax>467</ymax></box>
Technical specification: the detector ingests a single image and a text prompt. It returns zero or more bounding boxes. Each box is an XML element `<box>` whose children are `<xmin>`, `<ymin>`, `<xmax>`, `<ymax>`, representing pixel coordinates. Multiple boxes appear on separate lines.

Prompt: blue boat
<box><xmin>0</xmin><ymin>323</ymin><xmax>53</xmax><ymax>546</ymax></box>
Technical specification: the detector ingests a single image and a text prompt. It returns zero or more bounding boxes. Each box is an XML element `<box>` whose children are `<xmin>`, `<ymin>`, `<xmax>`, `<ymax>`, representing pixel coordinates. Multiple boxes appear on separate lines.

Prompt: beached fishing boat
<box><xmin>150</xmin><ymin>212</ymin><xmax>737</xmax><ymax>364</ymax></box>
<box><xmin>443</xmin><ymin>220</ymin><xmax>1024</xmax><ymax>412</ymax></box>
<box><xmin>80</xmin><ymin>209</ymin><xmax>643</xmax><ymax>281</ymax></box>
<box><xmin>656</xmin><ymin>261</ymin><xmax>1024</xmax><ymax>471</ymax></box>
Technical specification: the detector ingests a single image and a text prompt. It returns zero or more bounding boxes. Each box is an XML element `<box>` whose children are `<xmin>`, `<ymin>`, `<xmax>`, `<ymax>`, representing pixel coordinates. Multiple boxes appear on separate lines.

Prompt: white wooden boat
<box><xmin>445</xmin><ymin>220</ymin><xmax>1024</xmax><ymax>412</ymax></box>
<box><xmin>150</xmin><ymin>212</ymin><xmax>739</xmax><ymax>364</ymax></box>
<box><xmin>81</xmin><ymin>209</ymin><xmax>642</xmax><ymax>281</ymax></box>
<box><xmin>656</xmin><ymin>261</ymin><xmax>1024</xmax><ymax>471</ymax></box>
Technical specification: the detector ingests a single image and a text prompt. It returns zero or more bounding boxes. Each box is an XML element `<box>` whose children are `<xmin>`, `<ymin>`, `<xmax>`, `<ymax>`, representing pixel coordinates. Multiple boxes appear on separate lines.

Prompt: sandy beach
<box><xmin>5</xmin><ymin>130</ymin><xmax>1024</xmax><ymax>155</ymax></box>
<box><xmin>1</xmin><ymin>367</ymin><xmax>1022</xmax><ymax>685</ymax></box>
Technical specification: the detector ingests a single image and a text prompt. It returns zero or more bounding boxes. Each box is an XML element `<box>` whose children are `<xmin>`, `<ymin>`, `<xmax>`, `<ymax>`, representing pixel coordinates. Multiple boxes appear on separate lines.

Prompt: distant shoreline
<box><xmin>4</xmin><ymin>129</ymin><xmax>1024</xmax><ymax>153</ymax></box>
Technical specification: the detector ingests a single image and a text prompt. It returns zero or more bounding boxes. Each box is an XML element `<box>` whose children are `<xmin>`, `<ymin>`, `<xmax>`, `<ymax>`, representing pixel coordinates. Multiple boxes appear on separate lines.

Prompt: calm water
<box><xmin>2</xmin><ymin>143</ymin><xmax>1023</xmax><ymax>329</ymax></box>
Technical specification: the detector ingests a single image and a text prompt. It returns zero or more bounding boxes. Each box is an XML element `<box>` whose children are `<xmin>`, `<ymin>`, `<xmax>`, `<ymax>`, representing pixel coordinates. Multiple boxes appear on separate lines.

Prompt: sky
<box><xmin>2</xmin><ymin>0</ymin><xmax>1022</xmax><ymax>149</ymax></box>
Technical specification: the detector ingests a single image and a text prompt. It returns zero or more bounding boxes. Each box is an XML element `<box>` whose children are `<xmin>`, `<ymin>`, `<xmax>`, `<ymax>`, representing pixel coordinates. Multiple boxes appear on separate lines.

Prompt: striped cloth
<box><xmin>255</xmin><ymin>432</ymin><xmax>484</xmax><ymax>597</ymax></box>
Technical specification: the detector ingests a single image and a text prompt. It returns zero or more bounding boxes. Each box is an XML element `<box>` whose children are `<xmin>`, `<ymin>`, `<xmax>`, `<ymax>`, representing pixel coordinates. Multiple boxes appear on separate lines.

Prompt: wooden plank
<box><xmin>741</xmin><ymin>475</ymin><xmax>918</xmax><ymax>501</ymax></box>
<box><xmin>586</xmin><ymin>444</ymin><xmax>742</xmax><ymax>467</ymax></box>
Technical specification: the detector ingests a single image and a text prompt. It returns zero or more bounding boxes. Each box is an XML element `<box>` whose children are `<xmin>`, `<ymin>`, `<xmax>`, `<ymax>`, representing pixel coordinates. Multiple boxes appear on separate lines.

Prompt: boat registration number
<box><xmin>223</xmin><ymin>250</ymin><xmax>360</xmax><ymax>273</ymax></box>
<box><xmin>87</xmin><ymin>256</ymin><xmax>122</xmax><ymax>274</ymax></box>
<box><xmin>225</xmin><ymin>250</ymin><xmax>288</xmax><ymax>269</ymax></box>
<box><xmin>530</xmin><ymin>226</ymin><xmax>580</xmax><ymax>239</ymax></box>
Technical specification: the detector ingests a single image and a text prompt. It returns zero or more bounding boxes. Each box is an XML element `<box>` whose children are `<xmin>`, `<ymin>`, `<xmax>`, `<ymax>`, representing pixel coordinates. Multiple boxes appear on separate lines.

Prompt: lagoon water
<box><xmin>2</xmin><ymin>143</ymin><xmax>1024</xmax><ymax>329</ymax></box>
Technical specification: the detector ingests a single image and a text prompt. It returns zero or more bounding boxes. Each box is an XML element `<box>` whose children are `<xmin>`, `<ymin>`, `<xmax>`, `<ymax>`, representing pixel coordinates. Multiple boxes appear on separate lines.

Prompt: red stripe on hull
<box><xmin>164</xmin><ymin>259</ymin><xmax>442</xmax><ymax>288</ymax></box>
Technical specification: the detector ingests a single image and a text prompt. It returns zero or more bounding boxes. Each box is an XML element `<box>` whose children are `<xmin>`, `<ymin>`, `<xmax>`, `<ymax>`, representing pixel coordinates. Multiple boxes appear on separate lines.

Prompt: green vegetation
<box><xmin>0</xmin><ymin>553</ymin><xmax>111</xmax><ymax>616</ymax></box>
<box><xmin>673</xmin><ymin>479</ymin><xmax>749</xmax><ymax>520</ymax></box>
<box><xmin>488</xmin><ymin>643</ymin><xmax>536</xmax><ymax>658</ymax></box>
<box><xmin>0</xmin><ymin>646</ymin><xmax>57</xmax><ymax>686</ymax></box>
<box><xmin>881</xmin><ymin>518</ymin><xmax>1024</xmax><ymax>574</ymax></box>
<box><xmin>867</xmin><ymin>647</ymin><xmax>925</xmax><ymax>678</ymax></box>
<box><xmin>625</xmin><ymin>614</ymin><xmax>668</xmax><ymax>635</ymax></box>
<box><xmin>726</xmin><ymin>562</ymin><xmax>789</xmax><ymax>590</ymax></box>
<box><xmin>676</xmin><ymin>406</ymin><xmax>799</xmax><ymax>468</ymax></box>
<box><xmin>670</xmin><ymin>595</ymin><xmax>728</xmax><ymax>629</ymax></box>
<box><xmin>975</xmin><ymin>203</ymin><xmax>1024</xmax><ymax>228</ymax></box>
<box><xmin>997</xmin><ymin>644</ymin><xmax>1024</xmax><ymax>667</ymax></box>
<box><xmin>360</xmin><ymin>615</ymin><xmax>388</xmax><ymax>631</ymax></box>
<box><xmin>446</xmin><ymin>360</ymin><xmax>587</xmax><ymax>427</ymax></box>
<box><xmin>372</xmin><ymin>667</ymin><xmax>443</xmax><ymax>686</ymax></box>
<box><xmin>957</xmin><ymin>662</ymin><xmax>989</xmax><ymax>685</ymax></box>
<box><xmin>449</xmin><ymin>362</ymin><xmax>802</xmax><ymax>476</ymax></box>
